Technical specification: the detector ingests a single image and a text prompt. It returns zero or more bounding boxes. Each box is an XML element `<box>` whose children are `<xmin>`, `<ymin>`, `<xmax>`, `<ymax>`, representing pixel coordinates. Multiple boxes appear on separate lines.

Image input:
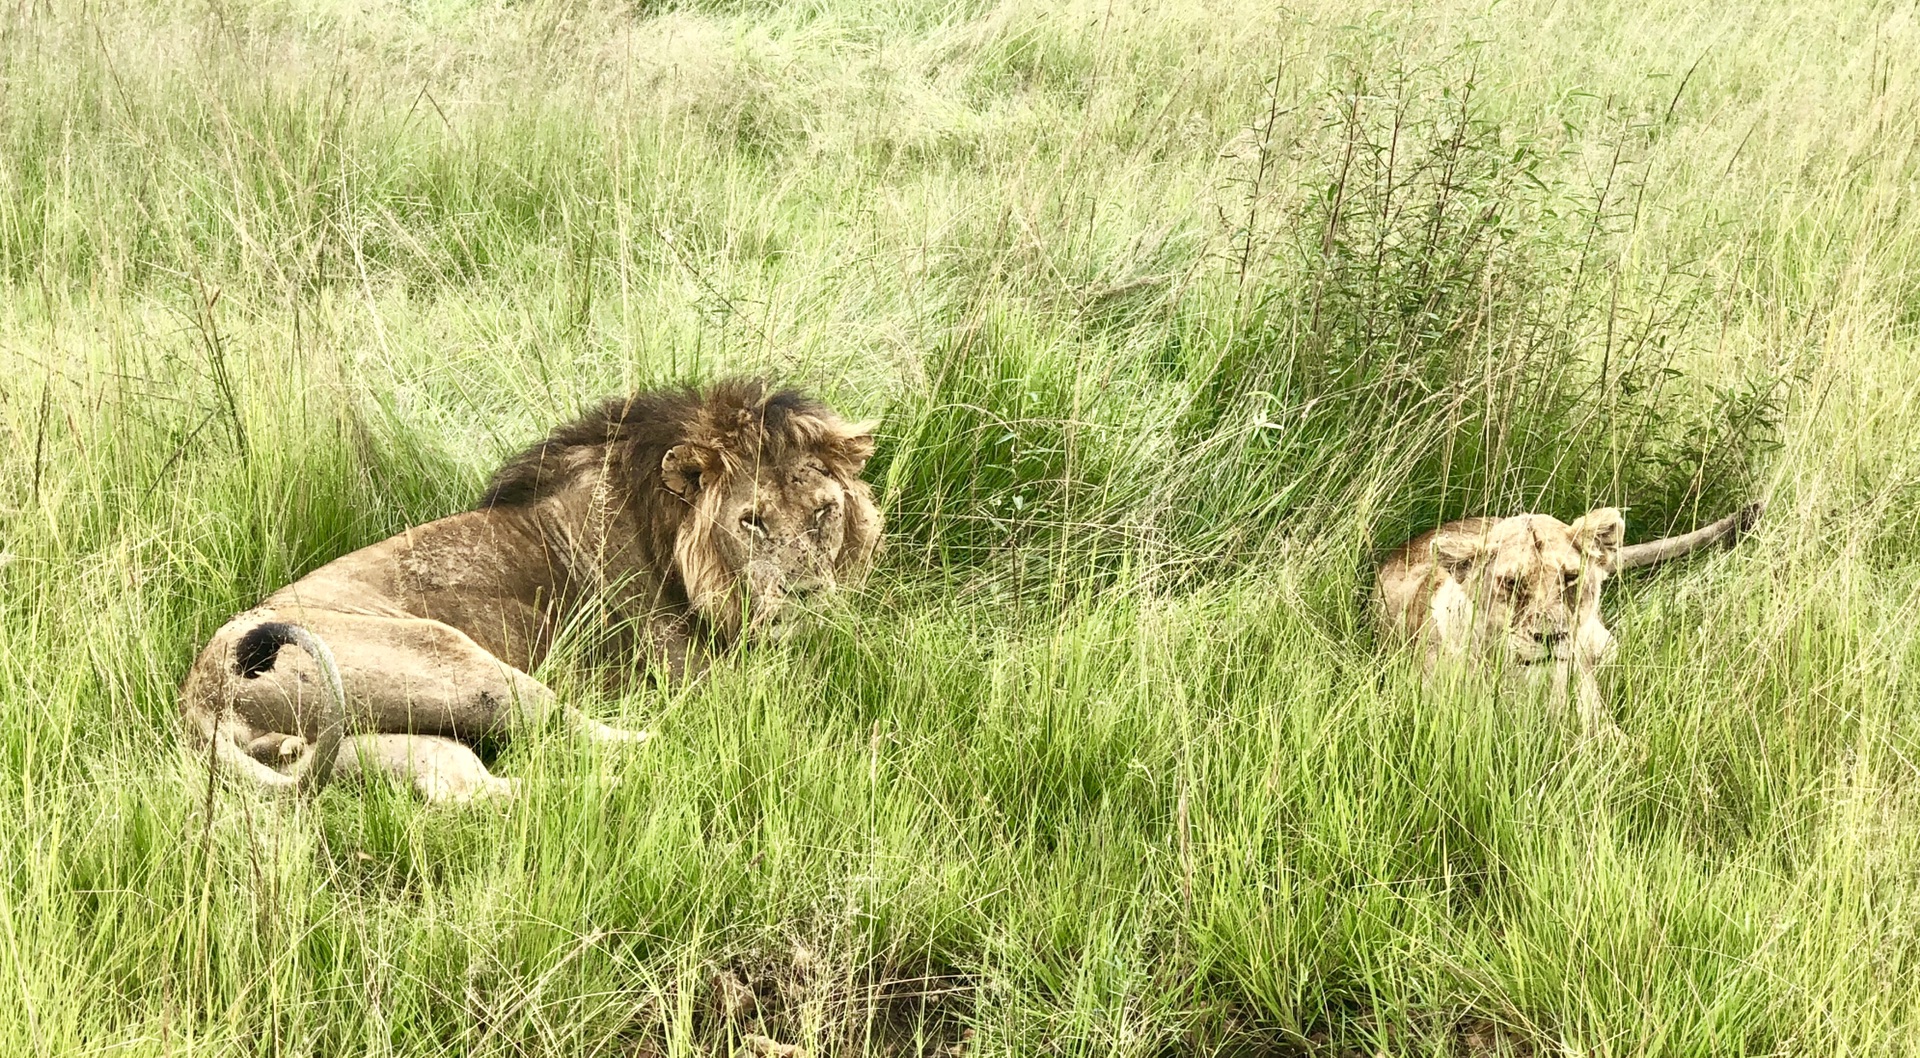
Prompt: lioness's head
<box><xmin>656</xmin><ymin>380</ymin><xmax>882</xmax><ymax>637</ymax></box>
<box><xmin>1431</xmin><ymin>508</ymin><xmax>1624</xmax><ymax>664</ymax></box>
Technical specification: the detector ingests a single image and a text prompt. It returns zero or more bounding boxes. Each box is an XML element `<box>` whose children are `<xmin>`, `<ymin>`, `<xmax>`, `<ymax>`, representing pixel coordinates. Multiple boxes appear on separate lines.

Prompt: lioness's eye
<box><xmin>1563</xmin><ymin>571</ymin><xmax>1580</xmax><ymax>589</ymax></box>
<box><xmin>813</xmin><ymin>501</ymin><xmax>837</xmax><ymax>522</ymax></box>
<box><xmin>740</xmin><ymin>513</ymin><xmax>767</xmax><ymax>536</ymax></box>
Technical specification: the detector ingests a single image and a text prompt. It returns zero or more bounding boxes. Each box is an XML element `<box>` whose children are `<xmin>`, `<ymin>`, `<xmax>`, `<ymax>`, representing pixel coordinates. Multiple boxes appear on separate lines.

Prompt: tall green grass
<box><xmin>2</xmin><ymin>0</ymin><xmax>1918</xmax><ymax>1054</ymax></box>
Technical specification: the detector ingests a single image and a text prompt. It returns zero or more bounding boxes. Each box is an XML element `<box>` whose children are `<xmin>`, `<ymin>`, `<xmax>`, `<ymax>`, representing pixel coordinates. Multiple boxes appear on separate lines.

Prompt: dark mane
<box><xmin>477</xmin><ymin>378</ymin><xmax>836</xmax><ymax>509</ymax></box>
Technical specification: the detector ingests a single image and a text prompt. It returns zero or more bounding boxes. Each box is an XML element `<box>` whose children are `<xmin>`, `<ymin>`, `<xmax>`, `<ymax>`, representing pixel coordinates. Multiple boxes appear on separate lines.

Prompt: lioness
<box><xmin>1374</xmin><ymin>503</ymin><xmax>1761</xmax><ymax>737</ymax></box>
<box><xmin>181</xmin><ymin>379</ymin><xmax>883</xmax><ymax>802</ymax></box>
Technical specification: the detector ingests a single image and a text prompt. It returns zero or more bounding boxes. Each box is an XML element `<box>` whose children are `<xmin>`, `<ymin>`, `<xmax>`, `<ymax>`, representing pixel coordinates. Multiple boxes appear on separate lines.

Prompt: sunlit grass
<box><xmin>2</xmin><ymin>0</ymin><xmax>1918</xmax><ymax>1054</ymax></box>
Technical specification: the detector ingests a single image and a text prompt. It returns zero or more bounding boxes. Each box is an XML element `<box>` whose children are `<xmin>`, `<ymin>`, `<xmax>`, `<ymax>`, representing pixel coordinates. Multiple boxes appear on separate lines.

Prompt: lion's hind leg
<box><xmin>334</xmin><ymin>734</ymin><xmax>518</xmax><ymax>804</ymax></box>
<box><xmin>287</xmin><ymin>611</ymin><xmax>652</xmax><ymax>748</ymax></box>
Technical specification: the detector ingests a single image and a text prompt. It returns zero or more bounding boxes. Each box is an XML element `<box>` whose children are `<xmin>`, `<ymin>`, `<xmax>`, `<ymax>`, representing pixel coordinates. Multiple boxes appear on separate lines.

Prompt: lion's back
<box><xmin>259</xmin><ymin>508</ymin><xmax>561</xmax><ymax>664</ymax></box>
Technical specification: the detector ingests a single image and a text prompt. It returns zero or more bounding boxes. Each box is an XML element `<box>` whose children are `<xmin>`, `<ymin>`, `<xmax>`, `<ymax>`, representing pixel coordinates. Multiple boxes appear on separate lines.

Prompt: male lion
<box><xmin>180</xmin><ymin>379</ymin><xmax>883</xmax><ymax>802</ymax></box>
<box><xmin>1374</xmin><ymin>503</ymin><xmax>1761</xmax><ymax>737</ymax></box>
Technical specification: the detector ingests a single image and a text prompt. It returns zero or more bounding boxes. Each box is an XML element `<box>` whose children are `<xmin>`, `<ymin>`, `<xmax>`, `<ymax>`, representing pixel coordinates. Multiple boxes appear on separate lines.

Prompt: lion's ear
<box><xmin>829</xmin><ymin>420</ymin><xmax>879</xmax><ymax>476</ymax></box>
<box><xmin>1571</xmin><ymin>507</ymin><xmax>1626</xmax><ymax>570</ymax></box>
<box><xmin>661</xmin><ymin>444</ymin><xmax>714</xmax><ymax>499</ymax></box>
<box><xmin>1431</xmin><ymin>535</ymin><xmax>1484</xmax><ymax>583</ymax></box>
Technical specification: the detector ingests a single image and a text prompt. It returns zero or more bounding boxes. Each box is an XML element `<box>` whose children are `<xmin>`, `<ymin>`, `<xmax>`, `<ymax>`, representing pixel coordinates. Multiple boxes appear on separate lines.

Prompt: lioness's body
<box><xmin>1375</xmin><ymin>504</ymin><xmax>1760</xmax><ymax>737</ymax></box>
<box><xmin>181</xmin><ymin>381</ymin><xmax>881</xmax><ymax>802</ymax></box>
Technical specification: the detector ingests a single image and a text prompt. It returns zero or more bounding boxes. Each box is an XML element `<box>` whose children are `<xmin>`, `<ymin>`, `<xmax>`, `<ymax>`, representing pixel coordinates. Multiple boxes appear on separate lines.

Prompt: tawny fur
<box><xmin>180</xmin><ymin>379</ymin><xmax>883</xmax><ymax>803</ymax></box>
<box><xmin>1374</xmin><ymin>503</ymin><xmax>1760</xmax><ymax>737</ymax></box>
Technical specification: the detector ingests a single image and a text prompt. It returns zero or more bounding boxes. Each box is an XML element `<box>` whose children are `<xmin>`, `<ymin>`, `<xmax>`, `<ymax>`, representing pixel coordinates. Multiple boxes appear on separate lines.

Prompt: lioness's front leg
<box><xmin>1571</xmin><ymin>620</ymin><xmax>1622</xmax><ymax>741</ymax></box>
<box><xmin>1573</xmin><ymin>664</ymin><xmax>1622</xmax><ymax>741</ymax></box>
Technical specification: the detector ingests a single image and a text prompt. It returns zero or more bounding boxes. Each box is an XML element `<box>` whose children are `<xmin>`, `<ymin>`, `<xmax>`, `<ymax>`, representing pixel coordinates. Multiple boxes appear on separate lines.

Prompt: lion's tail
<box><xmin>204</xmin><ymin>621</ymin><xmax>347</xmax><ymax>796</ymax></box>
<box><xmin>1615</xmin><ymin>501</ymin><xmax>1765</xmax><ymax>571</ymax></box>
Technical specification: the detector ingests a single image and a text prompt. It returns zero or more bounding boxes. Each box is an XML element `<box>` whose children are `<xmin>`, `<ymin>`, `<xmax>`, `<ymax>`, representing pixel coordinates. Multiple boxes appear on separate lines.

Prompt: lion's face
<box><xmin>705</xmin><ymin>458</ymin><xmax>870</xmax><ymax>623</ymax></box>
<box><xmin>1433</xmin><ymin>509</ymin><xmax>1624</xmax><ymax>666</ymax></box>
<box><xmin>660</xmin><ymin>406</ymin><xmax>881</xmax><ymax>638</ymax></box>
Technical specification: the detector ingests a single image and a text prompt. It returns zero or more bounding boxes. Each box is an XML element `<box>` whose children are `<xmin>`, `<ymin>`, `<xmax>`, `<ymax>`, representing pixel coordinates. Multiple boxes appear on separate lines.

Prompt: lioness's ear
<box><xmin>661</xmin><ymin>444</ymin><xmax>713</xmax><ymax>499</ymax></box>
<box><xmin>1572</xmin><ymin>507</ymin><xmax>1626</xmax><ymax>570</ymax></box>
<box><xmin>1431</xmin><ymin>535</ymin><xmax>1484</xmax><ymax>583</ymax></box>
<box><xmin>830</xmin><ymin>420</ymin><xmax>879</xmax><ymax>476</ymax></box>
